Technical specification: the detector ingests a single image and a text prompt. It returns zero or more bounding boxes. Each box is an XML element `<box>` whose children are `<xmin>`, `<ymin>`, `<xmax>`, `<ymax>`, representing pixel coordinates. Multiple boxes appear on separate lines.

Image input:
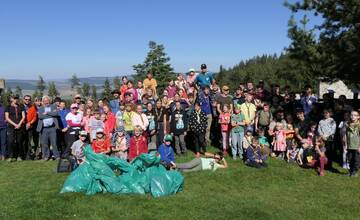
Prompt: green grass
<box><xmin>1</xmin><ymin>149</ymin><xmax>360</xmax><ymax>220</ymax></box>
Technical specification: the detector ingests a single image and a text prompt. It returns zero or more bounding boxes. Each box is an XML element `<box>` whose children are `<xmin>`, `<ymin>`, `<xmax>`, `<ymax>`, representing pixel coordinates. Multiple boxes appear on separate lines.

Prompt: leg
<box><xmin>16</xmin><ymin>129</ymin><xmax>25</xmax><ymax>159</ymax></box>
<box><xmin>49</xmin><ymin>127</ymin><xmax>60</xmax><ymax>158</ymax></box>
<box><xmin>198</xmin><ymin>133</ymin><xmax>206</xmax><ymax>153</ymax></box>
<box><xmin>194</xmin><ymin>134</ymin><xmax>200</xmax><ymax>154</ymax></box>
<box><xmin>205</xmin><ymin>114</ymin><xmax>212</xmax><ymax>145</ymax></box>
<box><xmin>41</xmin><ymin>129</ymin><xmax>50</xmax><ymax>159</ymax></box>
<box><xmin>239</xmin><ymin>132</ymin><xmax>244</xmax><ymax>159</ymax></box>
<box><xmin>174</xmin><ymin>135</ymin><xmax>181</xmax><ymax>154</ymax></box>
<box><xmin>231</xmin><ymin>132</ymin><xmax>239</xmax><ymax>159</ymax></box>
<box><xmin>353</xmin><ymin>151</ymin><xmax>360</xmax><ymax>175</ymax></box>
<box><xmin>0</xmin><ymin>128</ymin><xmax>7</xmax><ymax>158</ymax></box>
<box><xmin>179</xmin><ymin>134</ymin><xmax>186</xmax><ymax>153</ymax></box>
<box><xmin>177</xmin><ymin>158</ymin><xmax>202</xmax><ymax>171</ymax></box>
<box><xmin>318</xmin><ymin>156</ymin><xmax>328</xmax><ymax>175</ymax></box>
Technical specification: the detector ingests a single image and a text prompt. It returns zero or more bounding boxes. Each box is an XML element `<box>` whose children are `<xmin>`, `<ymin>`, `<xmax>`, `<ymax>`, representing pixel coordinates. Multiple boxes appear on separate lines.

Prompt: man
<box><xmin>73</xmin><ymin>94</ymin><xmax>82</xmax><ymax>106</ymax></box>
<box><xmin>233</xmin><ymin>87</ymin><xmax>245</xmax><ymax>106</ymax></box>
<box><xmin>109</xmin><ymin>90</ymin><xmax>121</xmax><ymax>113</ymax></box>
<box><xmin>170</xmin><ymin>101</ymin><xmax>188</xmax><ymax>155</ymax></box>
<box><xmin>0</xmin><ymin>100</ymin><xmax>6</xmax><ymax>160</ymax></box>
<box><xmin>143</xmin><ymin>71</ymin><xmax>158</xmax><ymax>98</ymax></box>
<box><xmin>294</xmin><ymin>108</ymin><xmax>310</xmax><ymax>144</ymax></box>
<box><xmin>300</xmin><ymin>85</ymin><xmax>318</xmax><ymax>116</ymax></box>
<box><xmin>58</xmin><ymin>100</ymin><xmax>69</xmax><ymax>155</ymax></box>
<box><xmin>196</xmin><ymin>86</ymin><xmax>213</xmax><ymax>145</ymax></box>
<box><xmin>37</xmin><ymin>95</ymin><xmax>60</xmax><ymax>160</ymax></box>
<box><xmin>216</xmin><ymin>85</ymin><xmax>233</xmax><ymax>114</ymax></box>
<box><xmin>240</xmin><ymin>93</ymin><xmax>257</xmax><ymax>132</ymax></box>
<box><xmin>195</xmin><ymin>64</ymin><xmax>214</xmax><ymax>89</ymax></box>
<box><xmin>5</xmin><ymin>95</ymin><xmax>26</xmax><ymax>161</ymax></box>
<box><xmin>23</xmin><ymin>95</ymin><xmax>38</xmax><ymax>159</ymax></box>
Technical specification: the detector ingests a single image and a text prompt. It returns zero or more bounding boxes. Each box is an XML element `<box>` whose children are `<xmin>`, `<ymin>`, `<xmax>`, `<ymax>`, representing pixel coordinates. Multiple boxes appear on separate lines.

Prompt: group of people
<box><xmin>1</xmin><ymin>63</ymin><xmax>360</xmax><ymax>176</ymax></box>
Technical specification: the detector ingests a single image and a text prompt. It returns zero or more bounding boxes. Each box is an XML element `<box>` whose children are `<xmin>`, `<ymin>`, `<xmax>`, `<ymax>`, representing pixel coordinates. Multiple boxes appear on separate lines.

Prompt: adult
<box><xmin>300</xmin><ymin>85</ymin><xmax>318</xmax><ymax>116</ymax></box>
<box><xmin>176</xmin><ymin>152</ymin><xmax>228</xmax><ymax>172</ymax></box>
<box><xmin>23</xmin><ymin>95</ymin><xmax>38</xmax><ymax>159</ymax></box>
<box><xmin>143</xmin><ymin>71</ymin><xmax>157</xmax><ymax>98</ymax></box>
<box><xmin>233</xmin><ymin>87</ymin><xmax>245</xmax><ymax>106</ymax></box>
<box><xmin>196</xmin><ymin>86</ymin><xmax>213</xmax><ymax>145</ymax></box>
<box><xmin>195</xmin><ymin>64</ymin><xmax>214</xmax><ymax>90</ymax></box>
<box><xmin>58</xmin><ymin>100</ymin><xmax>70</xmax><ymax>154</ymax></box>
<box><xmin>37</xmin><ymin>95</ymin><xmax>60</xmax><ymax>160</ymax></box>
<box><xmin>109</xmin><ymin>90</ymin><xmax>121</xmax><ymax>114</ymax></box>
<box><xmin>73</xmin><ymin>94</ymin><xmax>82</xmax><ymax>106</ymax></box>
<box><xmin>189</xmin><ymin>102</ymin><xmax>208</xmax><ymax>157</ymax></box>
<box><xmin>5</xmin><ymin>95</ymin><xmax>25</xmax><ymax>161</ymax></box>
<box><xmin>170</xmin><ymin>101</ymin><xmax>188</xmax><ymax>155</ymax></box>
<box><xmin>155</xmin><ymin>99</ymin><xmax>167</xmax><ymax>146</ymax></box>
<box><xmin>0</xmin><ymin>100</ymin><xmax>6</xmax><ymax>160</ymax></box>
<box><xmin>216</xmin><ymin>85</ymin><xmax>233</xmax><ymax>114</ymax></box>
<box><xmin>63</xmin><ymin>103</ymin><xmax>83</xmax><ymax>157</ymax></box>
<box><xmin>294</xmin><ymin>108</ymin><xmax>310</xmax><ymax>144</ymax></box>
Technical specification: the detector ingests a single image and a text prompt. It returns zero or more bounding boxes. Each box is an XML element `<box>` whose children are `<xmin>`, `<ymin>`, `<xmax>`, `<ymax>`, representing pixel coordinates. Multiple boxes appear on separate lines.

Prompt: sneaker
<box><xmin>342</xmin><ymin>164</ymin><xmax>348</xmax><ymax>169</ymax></box>
<box><xmin>17</xmin><ymin>157</ymin><xmax>23</xmax><ymax>161</ymax></box>
<box><xmin>346</xmin><ymin>163</ymin><xmax>350</xmax><ymax>169</ymax></box>
<box><xmin>232</xmin><ymin>157</ymin><xmax>237</xmax><ymax>160</ymax></box>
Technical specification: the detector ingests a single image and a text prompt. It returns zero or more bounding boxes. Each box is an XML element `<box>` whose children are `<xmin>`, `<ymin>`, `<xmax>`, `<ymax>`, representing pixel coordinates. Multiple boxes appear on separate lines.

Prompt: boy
<box><xmin>245</xmin><ymin>136</ymin><xmax>267</xmax><ymax>168</ymax></box>
<box><xmin>70</xmin><ymin>130</ymin><xmax>88</xmax><ymax>168</ymax></box>
<box><xmin>158</xmin><ymin>134</ymin><xmax>176</xmax><ymax>169</ymax></box>
<box><xmin>344</xmin><ymin>110</ymin><xmax>360</xmax><ymax>177</ymax></box>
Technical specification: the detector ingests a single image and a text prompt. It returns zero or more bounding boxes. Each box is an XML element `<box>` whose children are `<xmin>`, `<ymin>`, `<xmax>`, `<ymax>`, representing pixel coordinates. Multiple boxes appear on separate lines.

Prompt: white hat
<box><xmin>96</xmin><ymin>128</ymin><xmax>104</xmax><ymax>134</ymax></box>
<box><xmin>188</xmin><ymin>68</ymin><xmax>195</xmax><ymax>73</ymax></box>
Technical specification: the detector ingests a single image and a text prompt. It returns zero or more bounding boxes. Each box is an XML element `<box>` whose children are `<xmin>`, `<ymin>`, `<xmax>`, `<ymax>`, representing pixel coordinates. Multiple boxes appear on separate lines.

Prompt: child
<box><xmin>242</xmin><ymin>129</ymin><xmax>253</xmax><ymax>160</ymax></box>
<box><xmin>70</xmin><ymin>130</ymin><xmax>88</xmax><ymax>168</ymax></box>
<box><xmin>306</xmin><ymin>136</ymin><xmax>328</xmax><ymax>176</ymax></box>
<box><xmin>344</xmin><ymin>110</ymin><xmax>360</xmax><ymax>177</ymax></box>
<box><xmin>89</xmin><ymin>110</ymin><xmax>104</xmax><ymax>142</ymax></box>
<box><xmin>123</xmin><ymin>103</ymin><xmax>135</xmax><ymax>139</ymax></box>
<box><xmin>111</xmin><ymin>127</ymin><xmax>128</xmax><ymax>160</ymax></box>
<box><xmin>82</xmin><ymin>108</ymin><xmax>93</xmax><ymax>135</ymax></box>
<box><xmin>115</xmin><ymin>104</ymin><xmax>125</xmax><ymax>129</ymax></box>
<box><xmin>286</xmin><ymin>123</ymin><xmax>295</xmax><ymax>150</ymax></box>
<box><xmin>286</xmin><ymin>139</ymin><xmax>299</xmax><ymax>163</ymax></box>
<box><xmin>91</xmin><ymin>128</ymin><xmax>111</xmax><ymax>154</ymax></box>
<box><xmin>128</xmin><ymin>126</ymin><xmax>148</xmax><ymax>161</ymax></box>
<box><xmin>317</xmin><ymin>109</ymin><xmax>336</xmax><ymax>169</ymax></box>
<box><xmin>272</xmin><ymin>122</ymin><xmax>287</xmax><ymax>159</ymax></box>
<box><xmin>245</xmin><ymin>136</ymin><xmax>267</xmax><ymax>168</ymax></box>
<box><xmin>158</xmin><ymin>134</ymin><xmax>176</xmax><ymax>170</ymax></box>
<box><xmin>230</xmin><ymin>104</ymin><xmax>245</xmax><ymax>160</ymax></box>
<box><xmin>257</xmin><ymin>127</ymin><xmax>271</xmax><ymax>158</ymax></box>
<box><xmin>218</xmin><ymin>104</ymin><xmax>231</xmax><ymax>154</ymax></box>
<box><xmin>339</xmin><ymin>111</ymin><xmax>350</xmax><ymax>169</ymax></box>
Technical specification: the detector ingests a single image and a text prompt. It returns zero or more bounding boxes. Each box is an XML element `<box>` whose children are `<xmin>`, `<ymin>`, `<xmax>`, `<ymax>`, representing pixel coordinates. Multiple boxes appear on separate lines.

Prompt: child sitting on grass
<box><xmin>242</xmin><ymin>129</ymin><xmax>253</xmax><ymax>160</ymax></box>
<box><xmin>306</xmin><ymin>136</ymin><xmax>328</xmax><ymax>176</ymax></box>
<box><xmin>245</xmin><ymin>136</ymin><xmax>267</xmax><ymax>168</ymax></box>
<box><xmin>286</xmin><ymin>139</ymin><xmax>299</xmax><ymax>164</ymax></box>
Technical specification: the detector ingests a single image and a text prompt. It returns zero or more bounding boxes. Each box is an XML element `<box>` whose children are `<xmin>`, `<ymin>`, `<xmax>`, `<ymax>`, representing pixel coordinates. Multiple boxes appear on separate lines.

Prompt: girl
<box><xmin>317</xmin><ymin>109</ymin><xmax>336</xmax><ymax>169</ymax></box>
<box><xmin>92</xmin><ymin>128</ymin><xmax>111</xmax><ymax>154</ymax></box>
<box><xmin>89</xmin><ymin>110</ymin><xmax>104</xmax><ymax>142</ymax></box>
<box><xmin>218</xmin><ymin>104</ymin><xmax>231</xmax><ymax>154</ymax></box>
<box><xmin>126</xmin><ymin>80</ymin><xmax>138</xmax><ymax>103</ymax></box>
<box><xmin>344</xmin><ymin>110</ymin><xmax>360</xmax><ymax>177</ymax></box>
<box><xmin>136</xmin><ymin>80</ymin><xmax>144</xmax><ymax>103</ymax></box>
<box><xmin>103</xmin><ymin>105</ymin><xmax>115</xmax><ymax>138</ymax></box>
<box><xmin>339</xmin><ymin>111</ymin><xmax>350</xmax><ymax>169</ymax></box>
<box><xmin>82</xmin><ymin>108</ymin><xmax>93</xmax><ymax>134</ymax></box>
<box><xmin>111</xmin><ymin>127</ymin><xmax>128</xmax><ymax>160</ymax></box>
<box><xmin>145</xmin><ymin>103</ymin><xmax>157</xmax><ymax>149</ymax></box>
<box><xmin>286</xmin><ymin>139</ymin><xmax>299</xmax><ymax>163</ymax></box>
<box><xmin>230</xmin><ymin>104</ymin><xmax>245</xmax><ymax>160</ymax></box>
<box><xmin>123</xmin><ymin>103</ymin><xmax>135</xmax><ymax>142</ymax></box>
<box><xmin>272</xmin><ymin>122</ymin><xmax>287</xmax><ymax>159</ymax></box>
<box><xmin>97</xmin><ymin>99</ymin><xmax>104</xmax><ymax>114</ymax></box>
<box><xmin>166</xmin><ymin>80</ymin><xmax>177</xmax><ymax>99</ymax></box>
<box><xmin>175</xmin><ymin>74</ymin><xmax>188</xmax><ymax>99</ymax></box>
<box><xmin>115</xmin><ymin>104</ymin><xmax>125</xmax><ymax>129</ymax></box>
<box><xmin>307</xmin><ymin>136</ymin><xmax>328</xmax><ymax>176</ymax></box>
<box><xmin>132</xmin><ymin>104</ymin><xmax>149</xmax><ymax>132</ymax></box>
<box><xmin>128</xmin><ymin>126</ymin><xmax>148</xmax><ymax>161</ymax></box>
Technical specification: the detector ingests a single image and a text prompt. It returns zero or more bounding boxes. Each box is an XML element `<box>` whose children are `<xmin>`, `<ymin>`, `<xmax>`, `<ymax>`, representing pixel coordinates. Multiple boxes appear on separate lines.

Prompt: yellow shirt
<box><xmin>143</xmin><ymin>78</ymin><xmax>157</xmax><ymax>94</ymax></box>
<box><xmin>240</xmin><ymin>102</ymin><xmax>256</xmax><ymax>124</ymax></box>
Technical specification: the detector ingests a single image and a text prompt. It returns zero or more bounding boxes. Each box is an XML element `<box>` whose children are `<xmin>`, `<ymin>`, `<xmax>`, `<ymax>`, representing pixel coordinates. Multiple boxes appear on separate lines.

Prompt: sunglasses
<box><xmin>75</xmin><ymin>97</ymin><xmax>81</xmax><ymax>99</ymax></box>
<box><xmin>24</xmin><ymin>99</ymin><xmax>31</xmax><ymax>101</ymax></box>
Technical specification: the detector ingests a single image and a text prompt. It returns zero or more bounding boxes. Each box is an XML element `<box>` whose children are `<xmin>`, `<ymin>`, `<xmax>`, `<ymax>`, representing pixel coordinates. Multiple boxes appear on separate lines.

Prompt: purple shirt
<box><xmin>0</xmin><ymin>105</ymin><xmax>6</xmax><ymax>128</ymax></box>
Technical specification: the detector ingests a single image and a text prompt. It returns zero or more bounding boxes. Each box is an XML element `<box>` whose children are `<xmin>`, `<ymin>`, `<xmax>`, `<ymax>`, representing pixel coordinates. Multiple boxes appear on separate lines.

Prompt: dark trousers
<box><xmin>246</xmin><ymin>160</ymin><xmax>267</xmax><ymax>168</ymax></box>
<box><xmin>347</xmin><ymin>149</ymin><xmax>360</xmax><ymax>175</ymax></box>
<box><xmin>325</xmin><ymin>139</ymin><xmax>335</xmax><ymax>168</ymax></box>
<box><xmin>194</xmin><ymin>132</ymin><xmax>206</xmax><ymax>153</ymax></box>
<box><xmin>7</xmin><ymin>127</ymin><xmax>25</xmax><ymax>159</ymax></box>
<box><xmin>25</xmin><ymin>127</ymin><xmax>39</xmax><ymax>159</ymax></box>
<box><xmin>41</xmin><ymin>126</ymin><xmax>59</xmax><ymax>159</ymax></box>
<box><xmin>156</xmin><ymin>122</ymin><xmax>165</xmax><ymax>147</ymax></box>
<box><xmin>0</xmin><ymin>127</ymin><xmax>7</xmax><ymax>157</ymax></box>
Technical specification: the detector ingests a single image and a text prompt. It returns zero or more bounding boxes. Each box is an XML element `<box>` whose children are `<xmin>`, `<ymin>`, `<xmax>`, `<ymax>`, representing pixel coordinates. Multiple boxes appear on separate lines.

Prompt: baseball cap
<box><xmin>79</xmin><ymin>130</ymin><xmax>87</xmax><ymax>136</ymax></box>
<box><xmin>164</xmin><ymin>134</ymin><xmax>173</xmax><ymax>142</ymax></box>
<box><xmin>200</xmin><ymin>64</ymin><xmax>207</xmax><ymax>69</ymax></box>
<box><xmin>96</xmin><ymin>128</ymin><xmax>104</xmax><ymax>134</ymax></box>
<box><xmin>74</xmin><ymin>94</ymin><xmax>81</xmax><ymax>99</ymax></box>
<box><xmin>70</xmin><ymin>103</ymin><xmax>78</xmax><ymax>109</ymax></box>
<box><xmin>115</xmin><ymin>126</ymin><xmax>125</xmax><ymax>133</ymax></box>
<box><xmin>188</xmin><ymin>68</ymin><xmax>195</xmax><ymax>73</ymax></box>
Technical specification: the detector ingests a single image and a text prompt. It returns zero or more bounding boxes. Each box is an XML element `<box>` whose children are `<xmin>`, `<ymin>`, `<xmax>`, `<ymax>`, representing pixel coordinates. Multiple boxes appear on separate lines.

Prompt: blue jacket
<box><xmin>246</xmin><ymin>146</ymin><xmax>262</xmax><ymax>163</ymax></box>
<box><xmin>58</xmin><ymin>108</ymin><xmax>70</xmax><ymax>129</ymax></box>
<box><xmin>109</xmin><ymin>99</ymin><xmax>120</xmax><ymax>114</ymax></box>
<box><xmin>158</xmin><ymin>144</ymin><xmax>175</xmax><ymax>165</ymax></box>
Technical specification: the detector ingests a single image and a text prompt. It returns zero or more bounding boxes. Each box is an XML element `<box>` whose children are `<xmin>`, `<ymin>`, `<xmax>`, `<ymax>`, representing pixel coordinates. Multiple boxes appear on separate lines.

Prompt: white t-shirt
<box><xmin>65</xmin><ymin>112</ymin><xmax>83</xmax><ymax>126</ymax></box>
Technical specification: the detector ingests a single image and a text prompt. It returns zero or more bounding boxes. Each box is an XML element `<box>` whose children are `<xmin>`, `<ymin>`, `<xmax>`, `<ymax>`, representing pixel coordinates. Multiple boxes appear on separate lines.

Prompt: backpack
<box><xmin>57</xmin><ymin>158</ymin><xmax>72</xmax><ymax>173</ymax></box>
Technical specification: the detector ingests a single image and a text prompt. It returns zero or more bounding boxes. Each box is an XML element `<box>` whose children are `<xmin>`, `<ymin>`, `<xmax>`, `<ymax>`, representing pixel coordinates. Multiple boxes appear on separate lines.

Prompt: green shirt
<box><xmin>346</xmin><ymin>122</ymin><xmax>360</xmax><ymax>150</ymax></box>
<box><xmin>201</xmin><ymin>158</ymin><xmax>220</xmax><ymax>171</ymax></box>
<box><xmin>231</xmin><ymin>113</ymin><xmax>245</xmax><ymax>133</ymax></box>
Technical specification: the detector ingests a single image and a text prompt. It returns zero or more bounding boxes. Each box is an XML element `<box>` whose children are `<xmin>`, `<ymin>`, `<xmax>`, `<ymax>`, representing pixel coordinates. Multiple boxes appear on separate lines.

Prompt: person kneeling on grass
<box><xmin>91</xmin><ymin>128</ymin><xmax>111</xmax><ymax>155</ymax></box>
<box><xmin>128</xmin><ymin>125</ymin><xmax>148</xmax><ymax>162</ymax></box>
<box><xmin>158</xmin><ymin>134</ymin><xmax>176</xmax><ymax>170</ymax></box>
<box><xmin>245</xmin><ymin>136</ymin><xmax>267</xmax><ymax>168</ymax></box>
<box><xmin>176</xmin><ymin>152</ymin><xmax>228</xmax><ymax>172</ymax></box>
<box><xmin>305</xmin><ymin>136</ymin><xmax>328</xmax><ymax>176</ymax></box>
<box><xmin>70</xmin><ymin>130</ymin><xmax>88</xmax><ymax>169</ymax></box>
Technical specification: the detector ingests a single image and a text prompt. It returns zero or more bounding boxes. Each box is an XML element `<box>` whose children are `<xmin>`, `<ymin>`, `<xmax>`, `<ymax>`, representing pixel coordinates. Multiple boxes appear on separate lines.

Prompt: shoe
<box><xmin>319</xmin><ymin>171</ymin><xmax>325</xmax><ymax>177</ymax></box>
<box><xmin>343</xmin><ymin>164</ymin><xmax>348</xmax><ymax>169</ymax></box>
<box><xmin>232</xmin><ymin>157</ymin><xmax>237</xmax><ymax>160</ymax></box>
<box><xmin>17</xmin><ymin>157</ymin><xmax>23</xmax><ymax>161</ymax></box>
<box><xmin>346</xmin><ymin>163</ymin><xmax>350</xmax><ymax>169</ymax></box>
<box><xmin>6</xmin><ymin>158</ymin><xmax>12</xmax><ymax>162</ymax></box>
<box><xmin>195</xmin><ymin>152</ymin><xmax>200</xmax><ymax>158</ymax></box>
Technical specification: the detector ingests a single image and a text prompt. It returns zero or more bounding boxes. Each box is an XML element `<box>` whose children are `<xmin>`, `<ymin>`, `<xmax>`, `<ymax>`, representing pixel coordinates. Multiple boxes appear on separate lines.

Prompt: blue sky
<box><xmin>0</xmin><ymin>0</ymin><xmax>318</xmax><ymax>79</ymax></box>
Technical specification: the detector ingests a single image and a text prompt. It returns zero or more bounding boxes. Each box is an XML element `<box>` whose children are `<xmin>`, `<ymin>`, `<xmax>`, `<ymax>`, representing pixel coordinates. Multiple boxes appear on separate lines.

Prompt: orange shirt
<box><xmin>26</xmin><ymin>105</ymin><xmax>38</xmax><ymax>126</ymax></box>
<box><xmin>92</xmin><ymin>137</ymin><xmax>111</xmax><ymax>154</ymax></box>
<box><xmin>143</xmin><ymin>78</ymin><xmax>157</xmax><ymax>94</ymax></box>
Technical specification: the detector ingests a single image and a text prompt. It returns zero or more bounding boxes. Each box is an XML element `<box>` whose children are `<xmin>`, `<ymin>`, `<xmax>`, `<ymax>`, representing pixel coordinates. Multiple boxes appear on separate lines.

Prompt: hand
<box><xmin>184</xmin><ymin>132</ymin><xmax>187</xmax><ymax>136</ymax></box>
<box><xmin>26</xmin><ymin>123</ymin><xmax>31</xmax><ymax>130</ymax></box>
<box><xmin>43</xmin><ymin>112</ymin><xmax>48</xmax><ymax>115</ymax></box>
<box><xmin>62</xmin><ymin>127</ymin><xmax>68</xmax><ymax>132</ymax></box>
<box><xmin>15</xmin><ymin>124</ymin><xmax>20</xmax><ymax>129</ymax></box>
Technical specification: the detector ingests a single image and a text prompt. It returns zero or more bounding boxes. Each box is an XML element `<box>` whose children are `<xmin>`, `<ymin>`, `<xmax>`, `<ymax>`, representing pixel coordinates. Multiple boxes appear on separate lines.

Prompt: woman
<box><xmin>155</xmin><ymin>99</ymin><xmax>167</xmax><ymax>146</ymax></box>
<box><xmin>176</xmin><ymin>152</ymin><xmax>228</xmax><ymax>172</ymax></box>
<box><xmin>64</xmin><ymin>103</ymin><xmax>83</xmax><ymax>157</ymax></box>
<box><xmin>145</xmin><ymin>103</ymin><xmax>157</xmax><ymax>149</ymax></box>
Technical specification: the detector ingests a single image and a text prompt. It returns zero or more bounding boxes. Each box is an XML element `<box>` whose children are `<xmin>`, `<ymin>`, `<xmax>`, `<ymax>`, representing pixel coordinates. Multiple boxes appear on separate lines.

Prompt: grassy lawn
<box><xmin>0</xmin><ymin>149</ymin><xmax>359</xmax><ymax>220</ymax></box>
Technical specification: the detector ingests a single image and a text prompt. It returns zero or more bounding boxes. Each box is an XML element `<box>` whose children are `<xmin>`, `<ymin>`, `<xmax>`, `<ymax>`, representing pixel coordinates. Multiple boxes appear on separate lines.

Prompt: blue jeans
<box><xmin>0</xmin><ymin>127</ymin><xmax>6</xmax><ymax>157</ymax></box>
<box><xmin>231</xmin><ymin>131</ymin><xmax>244</xmax><ymax>159</ymax></box>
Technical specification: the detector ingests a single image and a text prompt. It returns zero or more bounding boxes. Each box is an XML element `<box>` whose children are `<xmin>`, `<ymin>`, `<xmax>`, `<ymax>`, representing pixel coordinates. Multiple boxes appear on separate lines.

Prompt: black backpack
<box><xmin>57</xmin><ymin>158</ymin><xmax>72</xmax><ymax>173</ymax></box>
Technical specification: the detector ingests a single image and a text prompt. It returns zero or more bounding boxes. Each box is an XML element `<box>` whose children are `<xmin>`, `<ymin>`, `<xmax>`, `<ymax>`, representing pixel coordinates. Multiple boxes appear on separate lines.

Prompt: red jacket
<box><xmin>128</xmin><ymin>135</ymin><xmax>148</xmax><ymax>161</ymax></box>
<box><xmin>92</xmin><ymin>137</ymin><xmax>111</xmax><ymax>154</ymax></box>
<box><xmin>26</xmin><ymin>105</ymin><xmax>38</xmax><ymax>127</ymax></box>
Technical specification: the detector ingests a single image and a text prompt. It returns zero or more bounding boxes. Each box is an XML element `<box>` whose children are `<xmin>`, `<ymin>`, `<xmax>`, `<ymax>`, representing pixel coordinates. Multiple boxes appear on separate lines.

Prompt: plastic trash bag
<box><xmin>60</xmin><ymin>145</ymin><xmax>184</xmax><ymax>197</ymax></box>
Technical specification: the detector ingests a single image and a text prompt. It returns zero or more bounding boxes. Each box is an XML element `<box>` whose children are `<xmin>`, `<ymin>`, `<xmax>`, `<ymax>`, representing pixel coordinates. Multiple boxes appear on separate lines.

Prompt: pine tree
<box><xmin>48</xmin><ymin>81</ymin><xmax>59</xmax><ymax>99</ymax></box>
<box><xmin>1</xmin><ymin>88</ymin><xmax>13</xmax><ymax>106</ymax></box>
<box><xmin>70</xmin><ymin>74</ymin><xmax>81</xmax><ymax>90</ymax></box>
<box><xmin>102</xmin><ymin>78</ymin><xmax>112</xmax><ymax>100</ymax></box>
<box><xmin>14</xmin><ymin>86</ymin><xmax>22</xmax><ymax>97</ymax></box>
<box><xmin>113</xmin><ymin>76</ymin><xmax>121</xmax><ymax>90</ymax></box>
<box><xmin>81</xmin><ymin>82</ymin><xmax>90</xmax><ymax>98</ymax></box>
<box><xmin>36</xmin><ymin>75</ymin><xmax>46</xmax><ymax>97</ymax></box>
<box><xmin>133</xmin><ymin>41</ymin><xmax>175</xmax><ymax>93</ymax></box>
<box><xmin>91</xmin><ymin>84</ymin><xmax>97</xmax><ymax>100</ymax></box>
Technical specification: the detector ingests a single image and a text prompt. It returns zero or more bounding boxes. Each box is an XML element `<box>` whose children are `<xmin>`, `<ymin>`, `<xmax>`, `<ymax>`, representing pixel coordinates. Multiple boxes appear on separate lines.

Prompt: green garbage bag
<box><xmin>60</xmin><ymin>145</ymin><xmax>184</xmax><ymax>197</ymax></box>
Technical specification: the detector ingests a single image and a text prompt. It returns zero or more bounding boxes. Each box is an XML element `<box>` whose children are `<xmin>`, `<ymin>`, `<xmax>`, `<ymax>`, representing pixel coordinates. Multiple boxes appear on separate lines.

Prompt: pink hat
<box><xmin>70</xmin><ymin>103</ymin><xmax>78</xmax><ymax>109</ymax></box>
